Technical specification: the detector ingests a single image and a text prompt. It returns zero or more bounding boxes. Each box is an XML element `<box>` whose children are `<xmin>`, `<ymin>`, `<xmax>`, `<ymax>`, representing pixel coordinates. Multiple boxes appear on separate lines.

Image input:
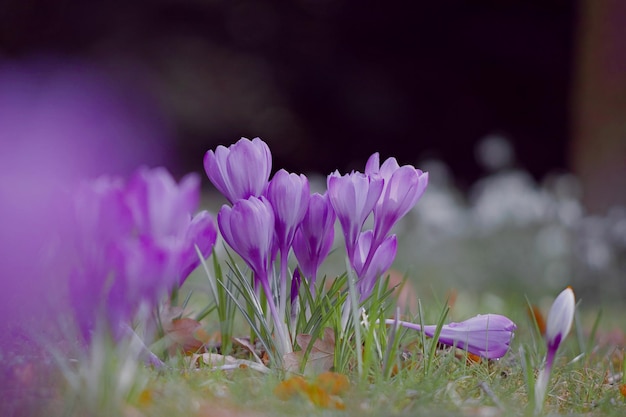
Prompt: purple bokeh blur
<box><xmin>0</xmin><ymin>57</ymin><xmax>172</xmax><ymax>410</ymax></box>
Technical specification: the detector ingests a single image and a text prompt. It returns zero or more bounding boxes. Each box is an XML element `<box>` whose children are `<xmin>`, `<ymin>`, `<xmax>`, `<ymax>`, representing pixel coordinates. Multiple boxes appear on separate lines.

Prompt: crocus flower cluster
<box><xmin>68</xmin><ymin>167</ymin><xmax>217</xmax><ymax>342</ymax></box>
<box><xmin>535</xmin><ymin>287</ymin><xmax>575</xmax><ymax>413</ymax></box>
<box><xmin>329</xmin><ymin>152</ymin><xmax>429</xmax><ymax>300</ymax></box>
<box><xmin>204</xmin><ymin>137</ymin><xmax>431</xmax><ymax>353</ymax></box>
<box><xmin>203</xmin><ymin>137</ymin><xmax>520</xmax><ymax>363</ymax></box>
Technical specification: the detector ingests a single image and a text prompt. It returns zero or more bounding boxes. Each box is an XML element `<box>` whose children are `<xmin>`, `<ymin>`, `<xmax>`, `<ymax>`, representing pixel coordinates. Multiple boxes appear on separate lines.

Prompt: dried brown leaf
<box><xmin>232</xmin><ymin>337</ymin><xmax>264</xmax><ymax>364</ymax></box>
<box><xmin>284</xmin><ymin>328</ymin><xmax>335</xmax><ymax>374</ymax></box>
<box><xmin>164</xmin><ymin>317</ymin><xmax>205</xmax><ymax>355</ymax></box>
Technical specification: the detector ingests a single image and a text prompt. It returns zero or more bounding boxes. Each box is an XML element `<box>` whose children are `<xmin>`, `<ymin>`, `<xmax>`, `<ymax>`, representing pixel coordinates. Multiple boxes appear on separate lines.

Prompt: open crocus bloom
<box><xmin>365</xmin><ymin>153</ymin><xmax>429</xmax><ymax>246</ymax></box>
<box><xmin>204</xmin><ymin>137</ymin><xmax>272</xmax><ymax>204</ymax></box>
<box><xmin>388</xmin><ymin>314</ymin><xmax>517</xmax><ymax>359</ymax></box>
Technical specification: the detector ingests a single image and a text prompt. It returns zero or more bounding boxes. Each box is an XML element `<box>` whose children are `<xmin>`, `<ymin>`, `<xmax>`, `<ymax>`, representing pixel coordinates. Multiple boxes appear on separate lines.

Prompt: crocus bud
<box><xmin>290</xmin><ymin>268</ymin><xmax>302</xmax><ymax>313</ymax></box>
<box><xmin>327</xmin><ymin>170</ymin><xmax>383</xmax><ymax>260</ymax></box>
<box><xmin>265</xmin><ymin>169</ymin><xmax>310</xmax><ymax>254</ymax></box>
<box><xmin>217</xmin><ymin>196</ymin><xmax>275</xmax><ymax>285</ymax></box>
<box><xmin>545</xmin><ymin>286</ymin><xmax>575</xmax><ymax>361</ymax></box>
<box><xmin>352</xmin><ymin>230</ymin><xmax>397</xmax><ymax>301</ymax></box>
<box><xmin>535</xmin><ymin>287</ymin><xmax>575</xmax><ymax>413</ymax></box>
<box><xmin>292</xmin><ymin>192</ymin><xmax>336</xmax><ymax>283</ymax></box>
<box><xmin>421</xmin><ymin>314</ymin><xmax>517</xmax><ymax>359</ymax></box>
<box><xmin>204</xmin><ymin>137</ymin><xmax>272</xmax><ymax>204</ymax></box>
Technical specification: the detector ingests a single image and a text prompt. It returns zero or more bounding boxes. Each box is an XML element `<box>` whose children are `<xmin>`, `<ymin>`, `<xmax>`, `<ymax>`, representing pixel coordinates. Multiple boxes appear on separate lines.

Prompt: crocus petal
<box><xmin>179</xmin><ymin>211</ymin><xmax>218</xmax><ymax>284</ymax></box>
<box><xmin>364</xmin><ymin>152</ymin><xmax>380</xmax><ymax>175</ymax></box>
<box><xmin>351</xmin><ymin>229</ymin><xmax>374</xmax><ymax>277</ymax></box>
<box><xmin>290</xmin><ymin>268</ymin><xmax>302</xmax><ymax>310</ymax></box>
<box><xmin>204</xmin><ymin>137</ymin><xmax>272</xmax><ymax>204</ymax></box>
<box><xmin>204</xmin><ymin>145</ymin><xmax>232</xmax><ymax>199</ymax></box>
<box><xmin>71</xmin><ymin>176</ymin><xmax>134</xmax><ymax>252</ymax></box>
<box><xmin>422</xmin><ymin>314</ymin><xmax>517</xmax><ymax>359</ymax></box>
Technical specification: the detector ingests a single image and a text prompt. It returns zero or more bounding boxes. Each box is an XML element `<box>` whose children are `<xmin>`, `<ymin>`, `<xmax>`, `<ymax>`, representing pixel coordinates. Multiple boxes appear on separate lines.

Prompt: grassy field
<box><xmin>6</xmin><ymin>274</ymin><xmax>626</xmax><ymax>417</ymax></box>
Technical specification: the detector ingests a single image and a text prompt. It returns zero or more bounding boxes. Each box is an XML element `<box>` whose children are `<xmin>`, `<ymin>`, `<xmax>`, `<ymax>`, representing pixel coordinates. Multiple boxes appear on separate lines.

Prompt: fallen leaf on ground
<box><xmin>164</xmin><ymin>317</ymin><xmax>206</xmax><ymax>355</ymax></box>
<box><xmin>232</xmin><ymin>337</ymin><xmax>264</xmax><ymax>364</ymax></box>
<box><xmin>283</xmin><ymin>327</ymin><xmax>335</xmax><ymax>374</ymax></box>
<box><xmin>189</xmin><ymin>352</ymin><xmax>237</xmax><ymax>369</ymax></box>
<box><xmin>313</xmin><ymin>371</ymin><xmax>350</xmax><ymax>395</ymax></box>
<box><xmin>274</xmin><ymin>372</ymin><xmax>350</xmax><ymax>410</ymax></box>
<box><xmin>188</xmin><ymin>352</ymin><xmax>271</xmax><ymax>373</ymax></box>
<box><xmin>274</xmin><ymin>376</ymin><xmax>309</xmax><ymax>400</ymax></box>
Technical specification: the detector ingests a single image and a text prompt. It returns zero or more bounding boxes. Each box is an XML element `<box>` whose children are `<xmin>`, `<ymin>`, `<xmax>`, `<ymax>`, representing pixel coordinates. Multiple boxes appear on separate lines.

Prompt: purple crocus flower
<box><xmin>352</xmin><ymin>230</ymin><xmax>397</xmax><ymax>301</ymax></box>
<box><xmin>365</xmin><ymin>153</ymin><xmax>429</xmax><ymax>246</ymax></box>
<box><xmin>265</xmin><ymin>169</ymin><xmax>310</xmax><ymax>321</ymax></box>
<box><xmin>204</xmin><ymin>137</ymin><xmax>272</xmax><ymax>204</ymax></box>
<box><xmin>388</xmin><ymin>314</ymin><xmax>517</xmax><ymax>359</ymax></box>
<box><xmin>292</xmin><ymin>192</ymin><xmax>336</xmax><ymax>284</ymax></box>
<box><xmin>265</xmin><ymin>169</ymin><xmax>310</xmax><ymax>255</ymax></box>
<box><xmin>544</xmin><ymin>286</ymin><xmax>575</xmax><ymax>365</ymax></box>
<box><xmin>327</xmin><ymin>170</ymin><xmax>383</xmax><ymax>260</ymax></box>
<box><xmin>217</xmin><ymin>196</ymin><xmax>289</xmax><ymax>353</ymax></box>
<box><xmin>69</xmin><ymin>168</ymin><xmax>218</xmax><ymax>342</ymax></box>
<box><xmin>218</xmin><ymin>196</ymin><xmax>275</xmax><ymax>283</ymax></box>
<box><xmin>535</xmin><ymin>287</ymin><xmax>575</xmax><ymax>412</ymax></box>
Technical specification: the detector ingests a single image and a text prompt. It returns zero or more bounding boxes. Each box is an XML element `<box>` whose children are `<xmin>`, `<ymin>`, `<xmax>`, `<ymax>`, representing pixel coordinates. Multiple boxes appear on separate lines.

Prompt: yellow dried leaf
<box><xmin>273</xmin><ymin>376</ymin><xmax>308</xmax><ymax>400</ymax></box>
<box><xmin>314</xmin><ymin>372</ymin><xmax>350</xmax><ymax>396</ymax></box>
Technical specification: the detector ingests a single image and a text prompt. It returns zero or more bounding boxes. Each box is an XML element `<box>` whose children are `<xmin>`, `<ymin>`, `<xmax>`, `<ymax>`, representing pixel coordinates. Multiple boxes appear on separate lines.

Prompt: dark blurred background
<box><xmin>0</xmin><ymin>0</ymin><xmax>624</xmax><ymax>212</ymax></box>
